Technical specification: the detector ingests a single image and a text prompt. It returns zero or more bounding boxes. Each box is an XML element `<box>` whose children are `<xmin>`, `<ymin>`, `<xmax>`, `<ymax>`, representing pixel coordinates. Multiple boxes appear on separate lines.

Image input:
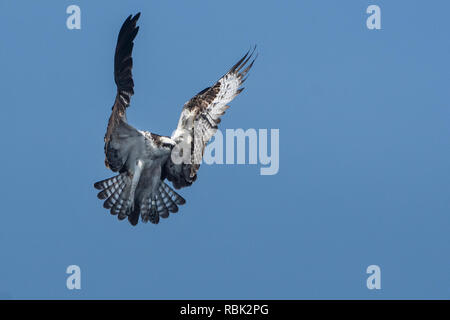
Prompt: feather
<box><xmin>165</xmin><ymin>48</ymin><xmax>257</xmax><ymax>189</ymax></box>
<box><xmin>95</xmin><ymin>13</ymin><xmax>256</xmax><ymax>226</ymax></box>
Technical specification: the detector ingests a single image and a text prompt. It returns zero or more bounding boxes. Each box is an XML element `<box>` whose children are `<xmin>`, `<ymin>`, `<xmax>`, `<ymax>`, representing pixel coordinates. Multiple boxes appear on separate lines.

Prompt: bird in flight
<box><xmin>94</xmin><ymin>13</ymin><xmax>256</xmax><ymax>226</ymax></box>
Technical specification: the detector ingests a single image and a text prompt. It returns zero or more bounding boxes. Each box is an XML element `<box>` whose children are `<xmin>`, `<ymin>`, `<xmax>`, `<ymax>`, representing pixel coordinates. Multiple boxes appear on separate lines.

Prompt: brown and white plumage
<box><xmin>165</xmin><ymin>49</ymin><xmax>256</xmax><ymax>189</ymax></box>
<box><xmin>94</xmin><ymin>13</ymin><xmax>256</xmax><ymax>226</ymax></box>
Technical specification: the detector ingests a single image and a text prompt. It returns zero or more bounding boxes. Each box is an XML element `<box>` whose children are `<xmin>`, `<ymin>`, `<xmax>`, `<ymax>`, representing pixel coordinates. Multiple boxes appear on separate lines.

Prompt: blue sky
<box><xmin>0</xmin><ymin>0</ymin><xmax>449</xmax><ymax>299</ymax></box>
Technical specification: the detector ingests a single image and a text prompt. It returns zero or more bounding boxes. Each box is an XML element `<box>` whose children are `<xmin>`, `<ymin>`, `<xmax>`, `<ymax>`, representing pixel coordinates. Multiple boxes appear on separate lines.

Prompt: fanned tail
<box><xmin>95</xmin><ymin>177</ymin><xmax>186</xmax><ymax>226</ymax></box>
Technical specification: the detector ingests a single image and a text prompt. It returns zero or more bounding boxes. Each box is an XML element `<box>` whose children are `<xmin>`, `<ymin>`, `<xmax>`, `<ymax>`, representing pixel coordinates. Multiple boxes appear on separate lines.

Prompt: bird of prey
<box><xmin>94</xmin><ymin>13</ymin><xmax>256</xmax><ymax>226</ymax></box>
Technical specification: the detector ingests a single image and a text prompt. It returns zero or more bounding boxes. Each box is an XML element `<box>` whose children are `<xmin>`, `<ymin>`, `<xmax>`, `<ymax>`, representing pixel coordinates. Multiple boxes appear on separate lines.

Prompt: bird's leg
<box><xmin>128</xmin><ymin>159</ymin><xmax>144</xmax><ymax>212</ymax></box>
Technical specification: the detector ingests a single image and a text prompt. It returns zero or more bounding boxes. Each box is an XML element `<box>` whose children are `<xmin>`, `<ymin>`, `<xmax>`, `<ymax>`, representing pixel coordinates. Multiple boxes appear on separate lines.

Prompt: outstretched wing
<box><xmin>164</xmin><ymin>48</ymin><xmax>257</xmax><ymax>189</ymax></box>
<box><xmin>104</xmin><ymin>13</ymin><xmax>141</xmax><ymax>172</ymax></box>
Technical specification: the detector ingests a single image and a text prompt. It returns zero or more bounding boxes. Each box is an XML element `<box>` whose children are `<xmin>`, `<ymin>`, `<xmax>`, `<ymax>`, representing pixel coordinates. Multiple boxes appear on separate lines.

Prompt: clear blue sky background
<box><xmin>0</xmin><ymin>0</ymin><xmax>449</xmax><ymax>299</ymax></box>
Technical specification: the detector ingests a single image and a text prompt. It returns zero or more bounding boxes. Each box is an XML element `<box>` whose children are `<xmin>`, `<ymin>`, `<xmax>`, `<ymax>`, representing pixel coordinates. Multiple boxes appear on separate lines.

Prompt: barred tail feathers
<box><xmin>94</xmin><ymin>173</ymin><xmax>133</xmax><ymax>219</ymax></box>
<box><xmin>95</xmin><ymin>176</ymin><xmax>186</xmax><ymax>226</ymax></box>
<box><xmin>140</xmin><ymin>181</ymin><xmax>186</xmax><ymax>224</ymax></box>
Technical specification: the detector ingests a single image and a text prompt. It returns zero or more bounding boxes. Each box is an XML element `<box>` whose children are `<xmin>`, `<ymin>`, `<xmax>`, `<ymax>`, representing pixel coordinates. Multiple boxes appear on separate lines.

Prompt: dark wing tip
<box><xmin>231</xmin><ymin>46</ymin><xmax>257</xmax><ymax>97</ymax></box>
<box><xmin>230</xmin><ymin>50</ymin><xmax>250</xmax><ymax>72</ymax></box>
<box><xmin>229</xmin><ymin>45</ymin><xmax>258</xmax><ymax>77</ymax></box>
<box><xmin>114</xmin><ymin>13</ymin><xmax>141</xmax><ymax>97</ymax></box>
<box><xmin>132</xmin><ymin>12</ymin><xmax>141</xmax><ymax>22</ymax></box>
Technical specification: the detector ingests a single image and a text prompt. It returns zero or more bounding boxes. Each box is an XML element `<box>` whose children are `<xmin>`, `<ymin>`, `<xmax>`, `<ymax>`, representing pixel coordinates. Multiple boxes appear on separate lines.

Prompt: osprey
<box><xmin>94</xmin><ymin>13</ymin><xmax>256</xmax><ymax>226</ymax></box>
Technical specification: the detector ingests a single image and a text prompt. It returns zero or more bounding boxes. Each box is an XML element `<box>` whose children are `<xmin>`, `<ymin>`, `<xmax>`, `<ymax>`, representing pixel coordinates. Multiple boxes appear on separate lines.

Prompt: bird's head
<box><xmin>160</xmin><ymin>136</ymin><xmax>176</xmax><ymax>149</ymax></box>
